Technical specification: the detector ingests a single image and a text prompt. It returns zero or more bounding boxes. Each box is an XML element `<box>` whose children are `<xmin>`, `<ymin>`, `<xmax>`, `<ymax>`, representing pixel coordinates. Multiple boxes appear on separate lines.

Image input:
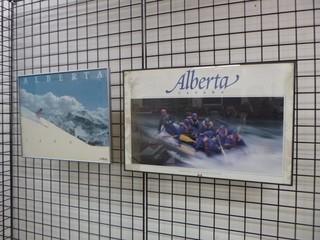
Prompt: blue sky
<box><xmin>19</xmin><ymin>69</ymin><xmax>109</xmax><ymax>110</ymax></box>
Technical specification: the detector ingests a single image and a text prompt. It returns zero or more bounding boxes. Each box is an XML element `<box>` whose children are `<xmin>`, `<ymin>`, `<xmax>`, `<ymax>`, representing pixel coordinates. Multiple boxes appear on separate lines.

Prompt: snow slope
<box><xmin>20</xmin><ymin>107</ymin><xmax>110</xmax><ymax>162</ymax></box>
<box><xmin>20</xmin><ymin>89</ymin><xmax>109</xmax><ymax>146</ymax></box>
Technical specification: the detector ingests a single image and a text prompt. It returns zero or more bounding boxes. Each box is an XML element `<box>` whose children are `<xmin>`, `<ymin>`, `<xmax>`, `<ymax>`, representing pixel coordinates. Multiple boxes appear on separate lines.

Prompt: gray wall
<box><xmin>10</xmin><ymin>0</ymin><xmax>320</xmax><ymax>239</ymax></box>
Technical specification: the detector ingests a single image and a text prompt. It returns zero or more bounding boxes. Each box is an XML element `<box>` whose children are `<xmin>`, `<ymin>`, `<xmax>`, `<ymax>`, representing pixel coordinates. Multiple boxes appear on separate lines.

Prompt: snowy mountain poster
<box><xmin>124</xmin><ymin>63</ymin><xmax>294</xmax><ymax>184</ymax></box>
<box><xmin>19</xmin><ymin>69</ymin><xmax>111</xmax><ymax>163</ymax></box>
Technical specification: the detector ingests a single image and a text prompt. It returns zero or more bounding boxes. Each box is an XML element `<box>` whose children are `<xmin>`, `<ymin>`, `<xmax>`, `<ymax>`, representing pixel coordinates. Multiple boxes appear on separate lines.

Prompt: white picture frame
<box><xmin>19</xmin><ymin>68</ymin><xmax>112</xmax><ymax>163</ymax></box>
<box><xmin>124</xmin><ymin>63</ymin><xmax>294</xmax><ymax>184</ymax></box>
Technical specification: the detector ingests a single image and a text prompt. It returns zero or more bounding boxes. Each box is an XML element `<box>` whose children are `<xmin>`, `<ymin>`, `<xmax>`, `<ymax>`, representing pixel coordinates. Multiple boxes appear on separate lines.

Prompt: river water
<box><xmin>131</xmin><ymin>114</ymin><xmax>284</xmax><ymax>178</ymax></box>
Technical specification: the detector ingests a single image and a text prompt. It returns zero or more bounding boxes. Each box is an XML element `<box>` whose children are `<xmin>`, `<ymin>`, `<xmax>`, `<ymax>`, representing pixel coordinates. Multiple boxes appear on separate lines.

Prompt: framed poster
<box><xmin>19</xmin><ymin>68</ymin><xmax>111</xmax><ymax>163</ymax></box>
<box><xmin>124</xmin><ymin>63</ymin><xmax>294</xmax><ymax>184</ymax></box>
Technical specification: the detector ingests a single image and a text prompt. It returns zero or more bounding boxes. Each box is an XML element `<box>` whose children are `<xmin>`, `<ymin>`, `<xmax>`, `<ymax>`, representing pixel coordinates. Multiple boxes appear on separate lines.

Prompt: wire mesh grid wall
<box><xmin>5</xmin><ymin>0</ymin><xmax>320</xmax><ymax>239</ymax></box>
<box><xmin>0</xmin><ymin>0</ymin><xmax>12</xmax><ymax>239</ymax></box>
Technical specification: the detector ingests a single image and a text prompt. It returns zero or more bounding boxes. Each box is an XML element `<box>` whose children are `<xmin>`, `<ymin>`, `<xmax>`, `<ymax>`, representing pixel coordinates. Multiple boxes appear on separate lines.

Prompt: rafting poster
<box><xmin>124</xmin><ymin>63</ymin><xmax>294</xmax><ymax>184</ymax></box>
<box><xmin>19</xmin><ymin>69</ymin><xmax>111</xmax><ymax>163</ymax></box>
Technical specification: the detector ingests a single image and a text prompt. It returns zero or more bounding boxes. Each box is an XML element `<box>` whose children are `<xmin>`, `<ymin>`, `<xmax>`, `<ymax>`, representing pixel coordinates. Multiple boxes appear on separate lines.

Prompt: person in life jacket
<box><xmin>181</xmin><ymin>115</ymin><xmax>193</xmax><ymax>135</ymax></box>
<box><xmin>178</xmin><ymin>119</ymin><xmax>192</xmax><ymax>135</ymax></box>
<box><xmin>203</xmin><ymin>137</ymin><xmax>221</xmax><ymax>155</ymax></box>
<box><xmin>194</xmin><ymin>130</ymin><xmax>220</xmax><ymax>154</ymax></box>
<box><xmin>216</xmin><ymin>125</ymin><xmax>229</xmax><ymax>145</ymax></box>
<box><xmin>187</xmin><ymin>112</ymin><xmax>200</xmax><ymax>138</ymax></box>
<box><xmin>199</xmin><ymin>118</ymin><xmax>210</xmax><ymax>133</ymax></box>
<box><xmin>194</xmin><ymin>132</ymin><xmax>221</xmax><ymax>156</ymax></box>
<box><xmin>224</xmin><ymin>130</ymin><xmax>246</xmax><ymax>148</ymax></box>
<box><xmin>190</xmin><ymin>112</ymin><xmax>200</xmax><ymax>129</ymax></box>
<box><xmin>199</xmin><ymin>118</ymin><xmax>217</xmax><ymax>134</ymax></box>
<box><xmin>158</xmin><ymin>108</ymin><xmax>178</xmax><ymax>136</ymax></box>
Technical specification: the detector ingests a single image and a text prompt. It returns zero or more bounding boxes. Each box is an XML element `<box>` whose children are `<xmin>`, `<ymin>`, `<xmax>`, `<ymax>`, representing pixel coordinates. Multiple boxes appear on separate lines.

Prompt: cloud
<box><xmin>20</xmin><ymin>89</ymin><xmax>85</xmax><ymax>115</ymax></box>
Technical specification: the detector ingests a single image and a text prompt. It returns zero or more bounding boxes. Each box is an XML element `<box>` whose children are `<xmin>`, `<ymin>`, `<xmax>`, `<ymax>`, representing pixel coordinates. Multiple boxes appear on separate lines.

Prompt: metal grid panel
<box><xmin>0</xmin><ymin>1</ymin><xmax>12</xmax><ymax>239</ymax></box>
<box><xmin>12</xmin><ymin>1</ymin><xmax>144</xmax><ymax>239</ymax></box>
<box><xmin>7</xmin><ymin>0</ymin><xmax>320</xmax><ymax>239</ymax></box>
<box><xmin>144</xmin><ymin>1</ymin><xmax>319</xmax><ymax>239</ymax></box>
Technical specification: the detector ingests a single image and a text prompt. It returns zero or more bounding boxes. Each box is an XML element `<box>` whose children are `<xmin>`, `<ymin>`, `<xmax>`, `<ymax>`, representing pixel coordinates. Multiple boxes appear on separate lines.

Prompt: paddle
<box><xmin>216</xmin><ymin>135</ymin><xmax>226</xmax><ymax>156</ymax></box>
<box><xmin>179</xmin><ymin>134</ymin><xmax>196</xmax><ymax>143</ymax></box>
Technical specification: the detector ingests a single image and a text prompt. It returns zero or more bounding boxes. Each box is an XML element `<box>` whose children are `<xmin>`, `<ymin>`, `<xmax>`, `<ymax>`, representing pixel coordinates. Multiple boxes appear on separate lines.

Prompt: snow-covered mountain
<box><xmin>45</xmin><ymin>108</ymin><xmax>109</xmax><ymax>146</ymax></box>
<box><xmin>20</xmin><ymin>89</ymin><xmax>109</xmax><ymax>146</ymax></box>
